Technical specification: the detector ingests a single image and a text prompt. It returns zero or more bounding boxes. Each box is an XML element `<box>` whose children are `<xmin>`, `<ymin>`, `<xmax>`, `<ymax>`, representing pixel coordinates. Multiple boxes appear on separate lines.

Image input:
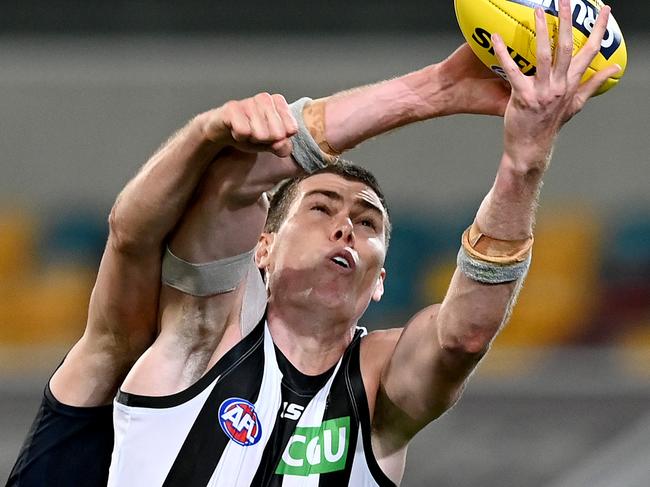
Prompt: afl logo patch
<box><xmin>218</xmin><ymin>398</ymin><xmax>262</xmax><ymax>446</ymax></box>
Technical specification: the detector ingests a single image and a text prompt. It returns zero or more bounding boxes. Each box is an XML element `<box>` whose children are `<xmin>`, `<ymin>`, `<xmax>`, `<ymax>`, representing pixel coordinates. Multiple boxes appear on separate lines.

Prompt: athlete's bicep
<box><xmin>50</xmin><ymin>241</ymin><xmax>161</xmax><ymax>406</ymax></box>
<box><xmin>372</xmin><ymin>303</ymin><xmax>478</xmax><ymax>445</ymax></box>
<box><xmin>90</xmin><ymin>241</ymin><xmax>162</xmax><ymax>341</ymax></box>
<box><xmin>375</xmin><ymin>268</ymin><xmax>517</xmax><ymax>445</ymax></box>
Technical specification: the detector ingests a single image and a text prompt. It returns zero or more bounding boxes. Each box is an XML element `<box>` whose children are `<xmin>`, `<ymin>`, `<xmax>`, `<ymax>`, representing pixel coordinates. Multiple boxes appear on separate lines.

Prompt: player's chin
<box><xmin>311</xmin><ymin>286</ymin><xmax>356</xmax><ymax>313</ymax></box>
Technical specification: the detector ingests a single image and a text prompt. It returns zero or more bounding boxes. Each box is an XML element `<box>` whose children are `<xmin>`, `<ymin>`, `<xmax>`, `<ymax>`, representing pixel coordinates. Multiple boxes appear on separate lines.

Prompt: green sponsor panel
<box><xmin>275</xmin><ymin>416</ymin><xmax>350</xmax><ymax>476</ymax></box>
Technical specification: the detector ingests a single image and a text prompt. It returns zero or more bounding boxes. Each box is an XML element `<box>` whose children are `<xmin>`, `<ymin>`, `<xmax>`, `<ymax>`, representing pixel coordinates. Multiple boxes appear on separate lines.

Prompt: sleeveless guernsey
<box><xmin>108</xmin><ymin>319</ymin><xmax>396</xmax><ymax>486</ymax></box>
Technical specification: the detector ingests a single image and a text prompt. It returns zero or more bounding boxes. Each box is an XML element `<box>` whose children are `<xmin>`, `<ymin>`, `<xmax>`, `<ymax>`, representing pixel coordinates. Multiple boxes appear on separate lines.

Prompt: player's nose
<box><xmin>331</xmin><ymin>218</ymin><xmax>354</xmax><ymax>245</ymax></box>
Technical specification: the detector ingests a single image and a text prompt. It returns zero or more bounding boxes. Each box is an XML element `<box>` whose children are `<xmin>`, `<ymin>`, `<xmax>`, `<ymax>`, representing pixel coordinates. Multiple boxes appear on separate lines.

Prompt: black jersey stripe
<box><xmin>317</xmin><ymin>330</ymin><xmax>363</xmax><ymax>487</ymax></box>
<box><xmin>249</xmin><ymin>383</ymin><xmax>313</xmax><ymax>487</ymax></box>
<box><xmin>249</xmin><ymin>409</ymin><xmax>285</xmax><ymax>487</ymax></box>
<box><xmin>250</xmin><ymin>343</ymin><xmax>337</xmax><ymax>486</ymax></box>
<box><xmin>347</xmin><ymin>335</ymin><xmax>396</xmax><ymax>487</ymax></box>
<box><xmin>162</xmin><ymin>322</ymin><xmax>267</xmax><ymax>486</ymax></box>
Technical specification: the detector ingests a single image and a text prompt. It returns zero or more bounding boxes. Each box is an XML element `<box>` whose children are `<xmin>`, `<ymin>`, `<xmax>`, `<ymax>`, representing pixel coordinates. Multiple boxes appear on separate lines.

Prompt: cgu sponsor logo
<box><xmin>218</xmin><ymin>397</ymin><xmax>263</xmax><ymax>446</ymax></box>
<box><xmin>275</xmin><ymin>417</ymin><xmax>350</xmax><ymax>476</ymax></box>
<box><xmin>505</xmin><ymin>0</ymin><xmax>623</xmax><ymax>59</ymax></box>
<box><xmin>471</xmin><ymin>27</ymin><xmax>538</xmax><ymax>78</ymax></box>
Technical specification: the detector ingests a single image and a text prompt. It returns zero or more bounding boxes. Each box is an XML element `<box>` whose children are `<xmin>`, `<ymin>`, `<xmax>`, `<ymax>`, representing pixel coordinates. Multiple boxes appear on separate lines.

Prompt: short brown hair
<box><xmin>265</xmin><ymin>160</ymin><xmax>392</xmax><ymax>244</ymax></box>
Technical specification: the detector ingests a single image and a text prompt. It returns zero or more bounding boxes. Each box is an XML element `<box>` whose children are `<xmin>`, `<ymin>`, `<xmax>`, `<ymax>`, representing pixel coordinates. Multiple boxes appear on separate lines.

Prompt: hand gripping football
<box><xmin>454</xmin><ymin>0</ymin><xmax>627</xmax><ymax>95</ymax></box>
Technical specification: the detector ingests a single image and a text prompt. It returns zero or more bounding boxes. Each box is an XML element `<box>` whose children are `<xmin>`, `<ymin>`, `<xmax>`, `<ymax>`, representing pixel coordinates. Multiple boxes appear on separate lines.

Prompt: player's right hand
<box><xmin>493</xmin><ymin>0</ymin><xmax>620</xmax><ymax>169</ymax></box>
<box><xmin>203</xmin><ymin>93</ymin><xmax>298</xmax><ymax>158</ymax></box>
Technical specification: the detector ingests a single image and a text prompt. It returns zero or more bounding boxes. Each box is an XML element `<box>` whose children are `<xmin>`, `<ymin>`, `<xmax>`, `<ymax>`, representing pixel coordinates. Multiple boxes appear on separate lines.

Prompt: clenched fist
<box><xmin>202</xmin><ymin>93</ymin><xmax>298</xmax><ymax>158</ymax></box>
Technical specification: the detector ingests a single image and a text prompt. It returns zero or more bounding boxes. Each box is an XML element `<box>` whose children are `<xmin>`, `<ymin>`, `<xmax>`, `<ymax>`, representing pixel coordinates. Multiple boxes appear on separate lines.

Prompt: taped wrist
<box><xmin>463</xmin><ymin>221</ymin><xmax>533</xmax><ymax>264</ymax></box>
<box><xmin>289</xmin><ymin>97</ymin><xmax>340</xmax><ymax>173</ymax></box>
<box><xmin>457</xmin><ymin>222</ymin><xmax>533</xmax><ymax>284</ymax></box>
<box><xmin>161</xmin><ymin>246</ymin><xmax>255</xmax><ymax>297</ymax></box>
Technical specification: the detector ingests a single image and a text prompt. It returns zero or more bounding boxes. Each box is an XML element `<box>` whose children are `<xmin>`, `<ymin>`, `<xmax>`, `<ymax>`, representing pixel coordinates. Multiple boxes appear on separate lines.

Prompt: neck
<box><xmin>266</xmin><ymin>298</ymin><xmax>356</xmax><ymax>376</ymax></box>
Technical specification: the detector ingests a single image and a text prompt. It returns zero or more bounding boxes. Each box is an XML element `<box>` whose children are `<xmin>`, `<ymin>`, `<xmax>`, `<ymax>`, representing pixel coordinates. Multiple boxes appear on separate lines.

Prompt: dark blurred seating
<box><xmin>1</xmin><ymin>203</ymin><xmax>649</xmax><ymax>352</ymax></box>
<box><xmin>581</xmin><ymin>210</ymin><xmax>650</xmax><ymax>346</ymax></box>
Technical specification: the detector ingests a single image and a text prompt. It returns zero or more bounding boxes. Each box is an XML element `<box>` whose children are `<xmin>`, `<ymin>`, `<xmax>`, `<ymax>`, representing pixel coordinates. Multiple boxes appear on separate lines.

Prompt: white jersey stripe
<box><xmin>348</xmin><ymin>428</ymin><xmax>382</xmax><ymax>486</ymax></box>
<box><xmin>208</xmin><ymin>325</ymin><xmax>283</xmax><ymax>487</ymax></box>
<box><xmin>109</xmin><ymin>380</ymin><xmax>216</xmax><ymax>486</ymax></box>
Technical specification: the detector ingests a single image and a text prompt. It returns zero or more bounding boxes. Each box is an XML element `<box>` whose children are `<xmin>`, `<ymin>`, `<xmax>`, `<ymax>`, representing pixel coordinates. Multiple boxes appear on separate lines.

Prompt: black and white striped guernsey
<box><xmin>108</xmin><ymin>316</ymin><xmax>396</xmax><ymax>486</ymax></box>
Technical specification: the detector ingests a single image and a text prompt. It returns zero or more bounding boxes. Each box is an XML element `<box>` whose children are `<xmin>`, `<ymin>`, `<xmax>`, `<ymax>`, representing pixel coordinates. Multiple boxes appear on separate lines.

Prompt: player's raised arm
<box><xmin>306</xmin><ymin>42</ymin><xmax>510</xmax><ymax>155</ymax></box>
<box><xmin>49</xmin><ymin>94</ymin><xmax>298</xmax><ymax>407</ymax></box>
<box><xmin>117</xmin><ymin>93</ymin><xmax>304</xmax><ymax>396</ymax></box>
<box><xmin>372</xmin><ymin>0</ymin><xmax>621</xmax><ymax>462</ymax></box>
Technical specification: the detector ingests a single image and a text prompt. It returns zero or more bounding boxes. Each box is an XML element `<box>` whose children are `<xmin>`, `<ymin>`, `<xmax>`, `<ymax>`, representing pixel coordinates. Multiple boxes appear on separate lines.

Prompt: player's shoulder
<box><xmin>360</xmin><ymin>327</ymin><xmax>403</xmax><ymax>349</ymax></box>
<box><xmin>359</xmin><ymin>327</ymin><xmax>403</xmax><ymax>376</ymax></box>
<box><xmin>359</xmin><ymin>304</ymin><xmax>443</xmax><ymax>358</ymax></box>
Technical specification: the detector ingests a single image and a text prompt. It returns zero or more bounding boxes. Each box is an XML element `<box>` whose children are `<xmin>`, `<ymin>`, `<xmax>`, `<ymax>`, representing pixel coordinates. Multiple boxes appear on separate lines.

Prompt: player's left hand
<box><xmin>494</xmin><ymin>0</ymin><xmax>621</xmax><ymax>168</ymax></box>
<box><xmin>438</xmin><ymin>43</ymin><xmax>511</xmax><ymax>117</ymax></box>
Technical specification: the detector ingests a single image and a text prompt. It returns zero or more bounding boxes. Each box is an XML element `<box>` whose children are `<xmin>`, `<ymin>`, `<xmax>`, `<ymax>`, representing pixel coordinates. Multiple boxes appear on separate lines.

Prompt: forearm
<box><xmin>438</xmin><ymin>153</ymin><xmax>545</xmax><ymax>351</ymax></box>
<box><xmin>110</xmin><ymin>112</ymin><xmax>226</xmax><ymax>252</ymax></box>
<box><xmin>319</xmin><ymin>64</ymin><xmax>452</xmax><ymax>152</ymax></box>
<box><xmin>475</xmin><ymin>152</ymin><xmax>546</xmax><ymax>240</ymax></box>
<box><xmin>168</xmin><ymin>150</ymin><xmax>301</xmax><ymax>262</ymax></box>
<box><xmin>318</xmin><ymin>43</ymin><xmax>511</xmax><ymax>153</ymax></box>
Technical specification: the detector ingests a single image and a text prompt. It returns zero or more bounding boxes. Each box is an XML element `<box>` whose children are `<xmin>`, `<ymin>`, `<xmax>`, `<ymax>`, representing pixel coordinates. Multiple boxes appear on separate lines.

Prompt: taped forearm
<box><xmin>289</xmin><ymin>65</ymin><xmax>452</xmax><ymax>170</ymax></box>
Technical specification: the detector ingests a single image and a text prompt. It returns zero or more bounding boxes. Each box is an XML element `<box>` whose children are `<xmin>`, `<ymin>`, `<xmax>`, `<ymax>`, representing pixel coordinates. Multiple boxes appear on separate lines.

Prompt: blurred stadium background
<box><xmin>1</xmin><ymin>1</ymin><xmax>649</xmax><ymax>485</ymax></box>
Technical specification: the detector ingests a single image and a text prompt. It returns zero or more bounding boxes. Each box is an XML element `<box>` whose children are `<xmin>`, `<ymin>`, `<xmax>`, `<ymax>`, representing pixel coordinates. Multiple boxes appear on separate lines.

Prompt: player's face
<box><xmin>259</xmin><ymin>173</ymin><xmax>387</xmax><ymax>321</ymax></box>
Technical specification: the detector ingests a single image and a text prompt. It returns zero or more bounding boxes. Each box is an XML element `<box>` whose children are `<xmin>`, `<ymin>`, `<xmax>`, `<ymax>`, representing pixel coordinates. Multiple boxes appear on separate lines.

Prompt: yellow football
<box><xmin>454</xmin><ymin>0</ymin><xmax>627</xmax><ymax>95</ymax></box>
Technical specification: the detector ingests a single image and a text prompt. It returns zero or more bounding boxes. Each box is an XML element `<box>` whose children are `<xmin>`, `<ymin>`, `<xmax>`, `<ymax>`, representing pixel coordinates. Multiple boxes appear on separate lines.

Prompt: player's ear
<box><xmin>255</xmin><ymin>232</ymin><xmax>275</xmax><ymax>270</ymax></box>
<box><xmin>372</xmin><ymin>268</ymin><xmax>386</xmax><ymax>302</ymax></box>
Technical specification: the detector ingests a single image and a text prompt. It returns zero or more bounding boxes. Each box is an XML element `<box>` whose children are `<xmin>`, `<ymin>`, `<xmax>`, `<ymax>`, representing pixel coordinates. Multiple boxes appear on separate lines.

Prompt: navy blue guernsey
<box><xmin>7</xmin><ymin>381</ymin><xmax>113</xmax><ymax>487</ymax></box>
